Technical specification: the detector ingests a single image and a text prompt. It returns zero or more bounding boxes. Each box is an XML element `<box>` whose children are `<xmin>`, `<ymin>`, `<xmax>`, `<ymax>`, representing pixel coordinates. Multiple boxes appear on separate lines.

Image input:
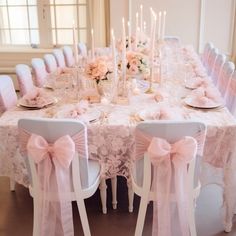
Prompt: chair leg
<box><xmin>134</xmin><ymin>197</ymin><xmax>149</xmax><ymax>236</ymax></box>
<box><xmin>76</xmin><ymin>198</ymin><xmax>91</xmax><ymax>236</ymax></box>
<box><xmin>32</xmin><ymin>198</ymin><xmax>40</xmax><ymax>236</ymax></box>
<box><xmin>127</xmin><ymin>182</ymin><xmax>134</xmax><ymax>213</ymax></box>
<box><xmin>187</xmin><ymin>199</ymin><xmax>197</xmax><ymax>236</ymax></box>
<box><xmin>111</xmin><ymin>176</ymin><xmax>117</xmax><ymax>209</ymax></box>
<box><xmin>10</xmin><ymin>179</ymin><xmax>15</xmax><ymax>191</ymax></box>
<box><xmin>99</xmin><ymin>179</ymin><xmax>107</xmax><ymax>214</ymax></box>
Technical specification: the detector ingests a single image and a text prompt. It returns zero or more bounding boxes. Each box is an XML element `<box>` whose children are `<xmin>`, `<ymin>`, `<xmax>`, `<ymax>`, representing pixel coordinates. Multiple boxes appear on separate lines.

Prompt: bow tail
<box><xmin>54</xmin><ymin>160</ymin><xmax>74</xmax><ymax>236</ymax></box>
<box><xmin>152</xmin><ymin>158</ymin><xmax>172</xmax><ymax>236</ymax></box>
<box><xmin>38</xmin><ymin>158</ymin><xmax>57</xmax><ymax>236</ymax></box>
<box><xmin>173</xmin><ymin>162</ymin><xmax>190</xmax><ymax>236</ymax></box>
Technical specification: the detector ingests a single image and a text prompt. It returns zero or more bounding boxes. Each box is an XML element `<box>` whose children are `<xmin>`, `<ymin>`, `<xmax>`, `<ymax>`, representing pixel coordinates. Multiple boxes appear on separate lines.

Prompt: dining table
<box><xmin>0</xmin><ymin>43</ymin><xmax>236</xmax><ymax>232</ymax></box>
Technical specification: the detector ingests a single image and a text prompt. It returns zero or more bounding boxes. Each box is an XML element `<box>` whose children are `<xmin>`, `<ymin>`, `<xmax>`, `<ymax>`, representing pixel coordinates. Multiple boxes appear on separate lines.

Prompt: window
<box><xmin>0</xmin><ymin>0</ymin><xmax>88</xmax><ymax>47</ymax></box>
<box><xmin>0</xmin><ymin>0</ymin><xmax>39</xmax><ymax>45</ymax></box>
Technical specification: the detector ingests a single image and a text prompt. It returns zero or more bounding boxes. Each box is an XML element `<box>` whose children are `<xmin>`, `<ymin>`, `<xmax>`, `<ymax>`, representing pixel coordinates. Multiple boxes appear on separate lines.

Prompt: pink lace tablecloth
<box><xmin>0</xmin><ymin>45</ymin><xmax>236</xmax><ymax>231</ymax></box>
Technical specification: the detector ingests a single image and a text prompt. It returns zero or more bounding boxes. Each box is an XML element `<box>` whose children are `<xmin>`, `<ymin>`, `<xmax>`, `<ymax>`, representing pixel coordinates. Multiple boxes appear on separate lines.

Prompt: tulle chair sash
<box><xmin>135</xmin><ymin>129</ymin><xmax>198</xmax><ymax>236</ymax></box>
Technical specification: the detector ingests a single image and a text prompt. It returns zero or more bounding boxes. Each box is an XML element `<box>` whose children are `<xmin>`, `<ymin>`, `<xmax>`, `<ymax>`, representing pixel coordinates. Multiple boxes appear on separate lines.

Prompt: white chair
<box><xmin>130</xmin><ymin>121</ymin><xmax>206</xmax><ymax>236</ymax></box>
<box><xmin>211</xmin><ymin>54</ymin><xmax>226</xmax><ymax>85</ymax></box>
<box><xmin>53</xmin><ymin>48</ymin><xmax>66</xmax><ymax>68</ymax></box>
<box><xmin>0</xmin><ymin>75</ymin><xmax>17</xmax><ymax>113</ymax></box>
<box><xmin>43</xmin><ymin>54</ymin><xmax>58</xmax><ymax>73</ymax></box>
<box><xmin>63</xmin><ymin>46</ymin><xmax>75</xmax><ymax>67</ymax></box>
<box><xmin>201</xmin><ymin>42</ymin><xmax>214</xmax><ymax>67</ymax></box>
<box><xmin>206</xmin><ymin>47</ymin><xmax>218</xmax><ymax>75</ymax></box>
<box><xmin>217</xmin><ymin>61</ymin><xmax>235</xmax><ymax>96</ymax></box>
<box><xmin>18</xmin><ymin>118</ymin><xmax>101</xmax><ymax>236</ymax></box>
<box><xmin>78</xmin><ymin>42</ymin><xmax>88</xmax><ymax>57</ymax></box>
<box><xmin>15</xmin><ymin>64</ymin><xmax>35</xmax><ymax>96</ymax></box>
<box><xmin>31</xmin><ymin>58</ymin><xmax>49</xmax><ymax>87</ymax></box>
<box><xmin>224</xmin><ymin>71</ymin><xmax>236</xmax><ymax>116</ymax></box>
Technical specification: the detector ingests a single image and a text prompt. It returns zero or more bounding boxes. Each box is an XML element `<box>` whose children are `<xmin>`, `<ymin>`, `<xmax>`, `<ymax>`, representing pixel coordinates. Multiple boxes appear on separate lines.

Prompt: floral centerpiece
<box><xmin>85</xmin><ymin>56</ymin><xmax>112</xmax><ymax>84</ymax></box>
<box><xmin>125</xmin><ymin>51</ymin><xmax>150</xmax><ymax>76</ymax></box>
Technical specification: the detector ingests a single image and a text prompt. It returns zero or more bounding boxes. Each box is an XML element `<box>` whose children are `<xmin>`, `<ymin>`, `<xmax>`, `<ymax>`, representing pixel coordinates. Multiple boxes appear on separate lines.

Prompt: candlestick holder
<box><xmin>145</xmin><ymin>67</ymin><xmax>155</xmax><ymax>94</ymax></box>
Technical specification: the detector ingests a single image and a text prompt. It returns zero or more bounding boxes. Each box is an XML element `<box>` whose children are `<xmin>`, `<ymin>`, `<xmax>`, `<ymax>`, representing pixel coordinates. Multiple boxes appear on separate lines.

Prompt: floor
<box><xmin>0</xmin><ymin>176</ymin><xmax>236</xmax><ymax>236</ymax></box>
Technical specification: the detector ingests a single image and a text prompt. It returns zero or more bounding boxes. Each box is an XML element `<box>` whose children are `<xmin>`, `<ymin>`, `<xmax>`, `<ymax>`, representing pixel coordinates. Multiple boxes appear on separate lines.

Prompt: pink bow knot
<box><xmin>27</xmin><ymin>134</ymin><xmax>75</xmax><ymax>169</ymax></box>
<box><xmin>148</xmin><ymin>136</ymin><xmax>197</xmax><ymax>165</ymax></box>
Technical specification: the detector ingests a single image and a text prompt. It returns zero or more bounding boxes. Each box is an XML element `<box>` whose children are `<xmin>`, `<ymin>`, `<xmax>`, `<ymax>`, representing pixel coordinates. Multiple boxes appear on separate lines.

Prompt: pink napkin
<box><xmin>150</xmin><ymin>107</ymin><xmax>183</xmax><ymax>120</ymax></box>
<box><xmin>186</xmin><ymin>77</ymin><xmax>211</xmax><ymax>88</ymax></box>
<box><xmin>153</xmin><ymin>90</ymin><xmax>169</xmax><ymax>102</ymax></box>
<box><xmin>190</xmin><ymin>87</ymin><xmax>222</xmax><ymax>106</ymax></box>
<box><xmin>68</xmin><ymin>100</ymin><xmax>89</xmax><ymax>118</ymax></box>
<box><xmin>22</xmin><ymin>88</ymin><xmax>48</xmax><ymax>106</ymax></box>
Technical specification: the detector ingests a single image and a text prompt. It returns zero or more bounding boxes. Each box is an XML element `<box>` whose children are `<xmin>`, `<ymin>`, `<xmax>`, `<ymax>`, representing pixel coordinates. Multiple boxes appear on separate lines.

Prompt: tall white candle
<box><xmin>143</xmin><ymin>21</ymin><xmax>146</xmax><ymax>34</ymax></box>
<box><xmin>135</xmin><ymin>12</ymin><xmax>139</xmax><ymax>51</ymax></box>
<box><xmin>158</xmin><ymin>11</ymin><xmax>162</xmax><ymax>41</ymax></box>
<box><xmin>151</xmin><ymin>14</ymin><xmax>157</xmax><ymax>68</ymax></box>
<box><xmin>122</xmin><ymin>18</ymin><xmax>126</xmax><ymax>79</ymax></box>
<box><xmin>161</xmin><ymin>11</ymin><xmax>166</xmax><ymax>40</ymax></box>
<box><xmin>140</xmin><ymin>5</ymin><xmax>143</xmax><ymax>36</ymax></box>
<box><xmin>72</xmin><ymin>20</ymin><xmax>79</xmax><ymax>65</ymax></box>
<box><xmin>127</xmin><ymin>21</ymin><xmax>131</xmax><ymax>51</ymax></box>
<box><xmin>150</xmin><ymin>8</ymin><xmax>153</xmax><ymax>37</ymax></box>
<box><xmin>91</xmin><ymin>28</ymin><xmax>95</xmax><ymax>60</ymax></box>
<box><xmin>111</xmin><ymin>29</ymin><xmax>117</xmax><ymax>83</ymax></box>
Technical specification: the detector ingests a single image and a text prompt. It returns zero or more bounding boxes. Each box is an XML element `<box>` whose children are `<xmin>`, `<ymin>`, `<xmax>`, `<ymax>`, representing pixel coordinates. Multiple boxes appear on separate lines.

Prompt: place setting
<box><xmin>17</xmin><ymin>87</ymin><xmax>58</xmax><ymax>110</ymax></box>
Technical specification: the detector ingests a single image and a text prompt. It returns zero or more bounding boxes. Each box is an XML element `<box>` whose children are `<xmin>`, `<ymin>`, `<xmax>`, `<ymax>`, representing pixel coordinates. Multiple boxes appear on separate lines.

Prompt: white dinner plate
<box><xmin>18</xmin><ymin>97</ymin><xmax>57</xmax><ymax>109</ymax></box>
<box><xmin>184</xmin><ymin>97</ymin><xmax>223</xmax><ymax>109</ymax></box>
<box><xmin>55</xmin><ymin>106</ymin><xmax>101</xmax><ymax>123</ymax></box>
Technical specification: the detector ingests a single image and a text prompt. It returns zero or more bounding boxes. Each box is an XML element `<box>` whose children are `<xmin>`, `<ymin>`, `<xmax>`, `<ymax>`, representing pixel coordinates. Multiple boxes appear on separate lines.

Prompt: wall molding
<box><xmin>199</xmin><ymin>0</ymin><xmax>236</xmax><ymax>56</ymax></box>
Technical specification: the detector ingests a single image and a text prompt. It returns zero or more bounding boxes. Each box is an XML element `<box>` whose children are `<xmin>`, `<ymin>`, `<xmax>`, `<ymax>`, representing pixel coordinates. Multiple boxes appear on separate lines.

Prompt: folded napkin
<box><xmin>190</xmin><ymin>87</ymin><xmax>222</xmax><ymax>106</ymax></box>
<box><xmin>22</xmin><ymin>88</ymin><xmax>48</xmax><ymax>106</ymax></box>
<box><xmin>68</xmin><ymin>100</ymin><xmax>89</xmax><ymax>118</ymax></box>
<box><xmin>153</xmin><ymin>90</ymin><xmax>169</xmax><ymax>102</ymax></box>
<box><xmin>186</xmin><ymin>77</ymin><xmax>211</xmax><ymax>88</ymax></box>
<box><xmin>150</xmin><ymin>107</ymin><xmax>183</xmax><ymax>120</ymax></box>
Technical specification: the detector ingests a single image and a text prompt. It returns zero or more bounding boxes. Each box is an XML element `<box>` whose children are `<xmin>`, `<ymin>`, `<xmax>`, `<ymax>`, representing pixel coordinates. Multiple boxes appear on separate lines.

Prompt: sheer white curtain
<box><xmin>88</xmin><ymin>0</ymin><xmax>110</xmax><ymax>47</ymax></box>
<box><xmin>232</xmin><ymin>21</ymin><xmax>236</xmax><ymax>64</ymax></box>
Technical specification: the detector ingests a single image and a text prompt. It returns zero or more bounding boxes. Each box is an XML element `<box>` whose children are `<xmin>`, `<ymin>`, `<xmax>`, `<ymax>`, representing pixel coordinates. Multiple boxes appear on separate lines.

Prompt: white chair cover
<box><xmin>15</xmin><ymin>64</ymin><xmax>35</xmax><ymax>96</ymax></box>
<box><xmin>31</xmin><ymin>58</ymin><xmax>49</xmax><ymax>87</ymax></box>
<box><xmin>206</xmin><ymin>47</ymin><xmax>218</xmax><ymax>75</ymax></box>
<box><xmin>63</xmin><ymin>46</ymin><xmax>75</xmax><ymax>67</ymax></box>
<box><xmin>0</xmin><ymin>75</ymin><xmax>17</xmax><ymax>113</ymax></box>
<box><xmin>217</xmin><ymin>61</ymin><xmax>235</xmax><ymax>96</ymax></box>
<box><xmin>211</xmin><ymin>54</ymin><xmax>226</xmax><ymax>85</ymax></box>
<box><xmin>44</xmin><ymin>54</ymin><xmax>58</xmax><ymax>73</ymax></box>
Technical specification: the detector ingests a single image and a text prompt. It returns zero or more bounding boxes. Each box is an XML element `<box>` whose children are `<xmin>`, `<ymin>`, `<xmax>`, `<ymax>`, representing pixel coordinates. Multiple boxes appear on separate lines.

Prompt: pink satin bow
<box><xmin>27</xmin><ymin>134</ymin><xmax>75</xmax><ymax>168</ymax></box>
<box><xmin>148</xmin><ymin>136</ymin><xmax>197</xmax><ymax>236</ymax></box>
<box><xmin>27</xmin><ymin>134</ymin><xmax>76</xmax><ymax>236</ymax></box>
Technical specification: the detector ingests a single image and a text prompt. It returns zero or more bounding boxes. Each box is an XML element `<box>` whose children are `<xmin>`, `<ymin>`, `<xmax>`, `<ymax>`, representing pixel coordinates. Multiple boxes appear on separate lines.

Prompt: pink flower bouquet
<box><xmin>125</xmin><ymin>51</ymin><xmax>150</xmax><ymax>76</ymax></box>
<box><xmin>85</xmin><ymin>56</ymin><xmax>112</xmax><ymax>84</ymax></box>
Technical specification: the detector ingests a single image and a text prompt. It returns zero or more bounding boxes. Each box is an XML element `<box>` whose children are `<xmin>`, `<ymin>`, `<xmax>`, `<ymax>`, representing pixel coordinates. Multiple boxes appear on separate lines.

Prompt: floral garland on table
<box><xmin>85</xmin><ymin>56</ymin><xmax>113</xmax><ymax>84</ymax></box>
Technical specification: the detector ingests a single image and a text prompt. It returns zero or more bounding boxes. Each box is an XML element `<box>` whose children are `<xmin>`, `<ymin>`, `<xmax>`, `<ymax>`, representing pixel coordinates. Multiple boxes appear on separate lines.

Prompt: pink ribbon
<box><xmin>135</xmin><ymin>130</ymin><xmax>197</xmax><ymax>236</ymax></box>
<box><xmin>27</xmin><ymin>134</ymin><xmax>75</xmax><ymax>236</ymax></box>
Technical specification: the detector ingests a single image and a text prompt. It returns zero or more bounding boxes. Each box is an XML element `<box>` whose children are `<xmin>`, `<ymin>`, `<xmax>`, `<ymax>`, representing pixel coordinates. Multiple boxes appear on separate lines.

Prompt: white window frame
<box><xmin>0</xmin><ymin>0</ymin><xmax>90</xmax><ymax>48</ymax></box>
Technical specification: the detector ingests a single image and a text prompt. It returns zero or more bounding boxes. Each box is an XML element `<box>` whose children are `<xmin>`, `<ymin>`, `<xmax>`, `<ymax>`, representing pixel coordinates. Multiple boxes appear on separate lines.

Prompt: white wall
<box><xmin>110</xmin><ymin>0</ymin><xmax>236</xmax><ymax>56</ymax></box>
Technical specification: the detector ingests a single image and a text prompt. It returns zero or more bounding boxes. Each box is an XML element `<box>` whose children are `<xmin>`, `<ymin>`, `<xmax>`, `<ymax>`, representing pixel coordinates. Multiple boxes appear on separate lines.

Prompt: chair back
<box><xmin>78</xmin><ymin>42</ymin><xmax>87</xmax><ymax>57</ymax></box>
<box><xmin>0</xmin><ymin>75</ymin><xmax>17</xmax><ymax>112</ymax></box>
<box><xmin>31</xmin><ymin>58</ymin><xmax>48</xmax><ymax>87</ymax></box>
<box><xmin>133</xmin><ymin>121</ymin><xmax>206</xmax><ymax>188</ymax></box>
<box><xmin>217</xmin><ymin>61</ymin><xmax>235</xmax><ymax>96</ymax></box>
<box><xmin>211</xmin><ymin>54</ymin><xmax>226</xmax><ymax>85</ymax></box>
<box><xmin>15</xmin><ymin>64</ymin><xmax>34</xmax><ymax>96</ymax></box>
<box><xmin>63</xmin><ymin>46</ymin><xmax>75</xmax><ymax>67</ymax></box>
<box><xmin>207</xmin><ymin>47</ymin><xmax>218</xmax><ymax>75</ymax></box>
<box><xmin>44</xmin><ymin>54</ymin><xmax>58</xmax><ymax>73</ymax></box>
<box><xmin>224</xmin><ymin>71</ymin><xmax>236</xmax><ymax>115</ymax></box>
<box><xmin>18</xmin><ymin>118</ymin><xmax>90</xmax><ymax>189</ymax></box>
<box><xmin>202</xmin><ymin>42</ymin><xmax>214</xmax><ymax>66</ymax></box>
<box><xmin>53</xmin><ymin>48</ymin><xmax>66</xmax><ymax>68</ymax></box>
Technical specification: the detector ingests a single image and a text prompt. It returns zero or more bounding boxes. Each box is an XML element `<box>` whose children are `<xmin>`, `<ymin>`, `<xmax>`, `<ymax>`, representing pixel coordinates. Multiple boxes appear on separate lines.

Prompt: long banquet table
<box><xmin>0</xmin><ymin>44</ymin><xmax>236</xmax><ymax>232</ymax></box>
